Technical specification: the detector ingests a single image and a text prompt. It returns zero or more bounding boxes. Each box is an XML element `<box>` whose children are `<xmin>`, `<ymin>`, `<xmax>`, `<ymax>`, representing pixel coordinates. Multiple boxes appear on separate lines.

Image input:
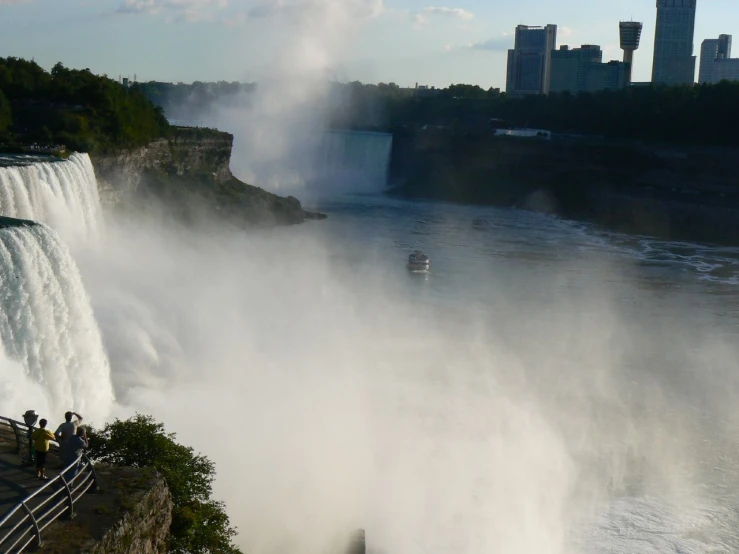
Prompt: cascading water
<box><xmin>0</xmin><ymin>153</ymin><xmax>103</xmax><ymax>242</ymax></box>
<box><xmin>313</xmin><ymin>130</ymin><xmax>393</xmax><ymax>192</ymax></box>
<box><xmin>0</xmin><ymin>154</ymin><xmax>111</xmax><ymax>420</ymax></box>
<box><xmin>0</xmin><ymin>221</ymin><xmax>113</xmax><ymax>420</ymax></box>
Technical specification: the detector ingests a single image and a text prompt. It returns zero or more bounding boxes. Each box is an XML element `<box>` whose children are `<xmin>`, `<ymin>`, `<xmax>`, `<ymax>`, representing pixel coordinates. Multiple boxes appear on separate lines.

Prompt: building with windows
<box><xmin>699</xmin><ymin>35</ymin><xmax>733</xmax><ymax>83</ymax></box>
<box><xmin>550</xmin><ymin>45</ymin><xmax>602</xmax><ymax>93</ymax></box>
<box><xmin>712</xmin><ymin>58</ymin><xmax>739</xmax><ymax>83</ymax></box>
<box><xmin>651</xmin><ymin>0</ymin><xmax>697</xmax><ymax>85</ymax></box>
<box><xmin>550</xmin><ymin>45</ymin><xmax>629</xmax><ymax>93</ymax></box>
<box><xmin>506</xmin><ymin>24</ymin><xmax>558</xmax><ymax>96</ymax></box>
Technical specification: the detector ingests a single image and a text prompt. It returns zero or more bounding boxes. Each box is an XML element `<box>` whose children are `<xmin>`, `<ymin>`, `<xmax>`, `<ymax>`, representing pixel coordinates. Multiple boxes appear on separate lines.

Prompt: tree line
<box><xmin>0</xmin><ymin>57</ymin><xmax>170</xmax><ymax>152</ymax></box>
<box><xmin>331</xmin><ymin>81</ymin><xmax>739</xmax><ymax>147</ymax></box>
<box><xmin>139</xmin><ymin>78</ymin><xmax>739</xmax><ymax>147</ymax></box>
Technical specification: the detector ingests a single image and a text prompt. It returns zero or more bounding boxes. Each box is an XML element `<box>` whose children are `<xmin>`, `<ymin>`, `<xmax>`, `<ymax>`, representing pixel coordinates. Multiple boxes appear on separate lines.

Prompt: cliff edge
<box><xmin>91</xmin><ymin>127</ymin><xmax>324</xmax><ymax>226</ymax></box>
<box><xmin>38</xmin><ymin>467</ymin><xmax>173</xmax><ymax>554</ymax></box>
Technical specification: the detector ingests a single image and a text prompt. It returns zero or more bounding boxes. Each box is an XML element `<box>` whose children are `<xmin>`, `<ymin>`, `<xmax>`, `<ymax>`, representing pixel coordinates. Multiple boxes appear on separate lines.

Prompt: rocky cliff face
<box><xmin>91</xmin><ymin>128</ymin><xmax>233</xmax><ymax>205</ymax></box>
<box><xmin>390</xmin><ymin>129</ymin><xmax>739</xmax><ymax>244</ymax></box>
<box><xmin>90</xmin><ymin>128</ymin><xmax>323</xmax><ymax>225</ymax></box>
<box><xmin>84</xmin><ymin>469</ymin><xmax>172</xmax><ymax>554</ymax></box>
<box><xmin>39</xmin><ymin>467</ymin><xmax>173</xmax><ymax>554</ymax></box>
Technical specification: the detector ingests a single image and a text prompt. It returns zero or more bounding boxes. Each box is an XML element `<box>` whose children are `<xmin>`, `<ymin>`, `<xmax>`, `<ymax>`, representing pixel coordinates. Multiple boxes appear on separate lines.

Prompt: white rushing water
<box><xmin>0</xmin><ymin>154</ymin><xmax>111</xmax><ymax>421</ymax></box>
<box><xmin>313</xmin><ymin>131</ymin><xmax>393</xmax><ymax>193</ymax></box>
<box><xmin>0</xmin><ymin>223</ymin><xmax>113</xmax><ymax>420</ymax></box>
<box><xmin>0</xmin><ymin>153</ymin><xmax>103</xmax><ymax>243</ymax></box>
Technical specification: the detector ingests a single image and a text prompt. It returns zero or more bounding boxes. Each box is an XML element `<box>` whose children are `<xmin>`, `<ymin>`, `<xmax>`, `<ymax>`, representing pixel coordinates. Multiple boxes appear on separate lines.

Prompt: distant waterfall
<box><xmin>0</xmin><ymin>223</ymin><xmax>113</xmax><ymax>419</ymax></box>
<box><xmin>313</xmin><ymin>131</ymin><xmax>393</xmax><ymax>192</ymax></box>
<box><xmin>0</xmin><ymin>153</ymin><xmax>103</xmax><ymax>242</ymax></box>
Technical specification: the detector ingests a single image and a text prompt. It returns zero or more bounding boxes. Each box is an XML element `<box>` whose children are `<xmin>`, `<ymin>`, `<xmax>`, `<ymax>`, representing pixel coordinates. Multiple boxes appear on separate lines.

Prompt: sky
<box><xmin>0</xmin><ymin>0</ymin><xmax>737</xmax><ymax>89</ymax></box>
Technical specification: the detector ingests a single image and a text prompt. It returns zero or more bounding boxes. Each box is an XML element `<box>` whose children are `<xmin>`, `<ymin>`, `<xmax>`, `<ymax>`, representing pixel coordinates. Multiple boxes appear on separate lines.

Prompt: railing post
<box><xmin>8</xmin><ymin>419</ymin><xmax>22</xmax><ymax>454</ymax></box>
<box><xmin>59</xmin><ymin>472</ymin><xmax>77</xmax><ymax>520</ymax></box>
<box><xmin>20</xmin><ymin>501</ymin><xmax>42</xmax><ymax>548</ymax></box>
<box><xmin>84</xmin><ymin>455</ymin><xmax>99</xmax><ymax>492</ymax></box>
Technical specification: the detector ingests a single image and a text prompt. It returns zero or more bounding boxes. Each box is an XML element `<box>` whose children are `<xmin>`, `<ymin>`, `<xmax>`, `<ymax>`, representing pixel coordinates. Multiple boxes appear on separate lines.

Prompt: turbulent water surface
<box><xmin>2</xmin><ymin>150</ymin><xmax>739</xmax><ymax>554</ymax></box>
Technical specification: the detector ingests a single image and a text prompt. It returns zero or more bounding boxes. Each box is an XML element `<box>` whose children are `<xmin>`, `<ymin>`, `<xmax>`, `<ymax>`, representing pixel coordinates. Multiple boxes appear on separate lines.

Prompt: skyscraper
<box><xmin>651</xmin><ymin>0</ymin><xmax>697</xmax><ymax>85</ymax></box>
<box><xmin>506</xmin><ymin>25</ymin><xmax>557</xmax><ymax>96</ymax></box>
<box><xmin>699</xmin><ymin>35</ymin><xmax>735</xmax><ymax>83</ymax></box>
<box><xmin>619</xmin><ymin>21</ymin><xmax>643</xmax><ymax>83</ymax></box>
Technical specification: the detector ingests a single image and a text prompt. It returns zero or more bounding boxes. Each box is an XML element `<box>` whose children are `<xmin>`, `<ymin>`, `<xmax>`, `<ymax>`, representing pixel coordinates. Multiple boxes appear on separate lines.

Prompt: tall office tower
<box><xmin>652</xmin><ymin>0</ymin><xmax>697</xmax><ymax>85</ymax></box>
<box><xmin>506</xmin><ymin>24</ymin><xmax>558</xmax><ymax>96</ymax></box>
<box><xmin>619</xmin><ymin>21</ymin><xmax>643</xmax><ymax>83</ymax></box>
<box><xmin>700</xmin><ymin>34</ymin><xmax>736</xmax><ymax>83</ymax></box>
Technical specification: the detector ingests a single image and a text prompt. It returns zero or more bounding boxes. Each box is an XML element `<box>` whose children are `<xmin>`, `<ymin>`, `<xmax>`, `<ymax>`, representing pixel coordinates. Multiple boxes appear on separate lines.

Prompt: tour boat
<box><xmin>407</xmin><ymin>250</ymin><xmax>430</xmax><ymax>271</ymax></box>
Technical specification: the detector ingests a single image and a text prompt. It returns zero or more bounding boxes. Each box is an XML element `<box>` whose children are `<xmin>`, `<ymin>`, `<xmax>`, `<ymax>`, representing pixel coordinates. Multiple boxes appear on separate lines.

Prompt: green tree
<box><xmin>87</xmin><ymin>414</ymin><xmax>242</xmax><ymax>554</ymax></box>
<box><xmin>0</xmin><ymin>89</ymin><xmax>11</xmax><ymax>137</ymax></box>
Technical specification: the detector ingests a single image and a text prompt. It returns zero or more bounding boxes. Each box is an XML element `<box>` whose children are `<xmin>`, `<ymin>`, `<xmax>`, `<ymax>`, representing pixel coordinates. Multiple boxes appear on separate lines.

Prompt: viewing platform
<box><xmin>0</xmin><ymin>415</ymin><xmax>171</xmax><ymax>554</ymax></box>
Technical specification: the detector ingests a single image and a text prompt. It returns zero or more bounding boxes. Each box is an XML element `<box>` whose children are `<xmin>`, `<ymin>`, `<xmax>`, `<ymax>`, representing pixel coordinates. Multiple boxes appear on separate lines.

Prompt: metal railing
<box><xmin>0</xmin><ymin>416</ymin><xmax>59</xmax><ymax>465</ymax></box>
<box><xmin>0</xmin><ymin>417</ymin><xmax>97</xmax><ymax>553</ymax></box>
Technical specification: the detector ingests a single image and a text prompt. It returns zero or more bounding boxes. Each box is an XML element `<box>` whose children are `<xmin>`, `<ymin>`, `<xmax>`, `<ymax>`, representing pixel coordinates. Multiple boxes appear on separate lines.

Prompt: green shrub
<box><xmin>87</xmin><ymin>414</ymin><xmax>242</xmax><ymax>554</ymax></box>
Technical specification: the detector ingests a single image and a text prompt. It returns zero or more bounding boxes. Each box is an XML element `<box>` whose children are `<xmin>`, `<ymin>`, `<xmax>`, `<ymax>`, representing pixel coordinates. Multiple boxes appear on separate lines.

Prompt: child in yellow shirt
<box><xmin>31</xmin><ymin>419</ymin><xmax>55</xmax><ymax>480</ymax></box>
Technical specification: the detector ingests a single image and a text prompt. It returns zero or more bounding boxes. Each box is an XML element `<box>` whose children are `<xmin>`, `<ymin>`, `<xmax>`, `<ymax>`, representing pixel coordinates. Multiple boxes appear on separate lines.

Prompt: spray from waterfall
<box><xmin>0</xmin><ymin>153</ymin><xmax>103</xmax><ymax>243</ymax></box>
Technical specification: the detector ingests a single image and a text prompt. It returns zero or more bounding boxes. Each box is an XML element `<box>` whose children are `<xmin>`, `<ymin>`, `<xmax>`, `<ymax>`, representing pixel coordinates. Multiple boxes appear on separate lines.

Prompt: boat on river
<box><xmin>407</xmin><ymin>250</ymin><xmax>430</xmax><ymax>271</ymax></box>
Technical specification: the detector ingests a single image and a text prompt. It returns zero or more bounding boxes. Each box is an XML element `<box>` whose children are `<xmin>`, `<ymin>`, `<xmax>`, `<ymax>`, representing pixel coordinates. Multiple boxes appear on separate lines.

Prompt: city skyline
<box><xmin>0</xmin><ymin>0</ymin><xmax>738</xmax><ymax>89</ymax></box>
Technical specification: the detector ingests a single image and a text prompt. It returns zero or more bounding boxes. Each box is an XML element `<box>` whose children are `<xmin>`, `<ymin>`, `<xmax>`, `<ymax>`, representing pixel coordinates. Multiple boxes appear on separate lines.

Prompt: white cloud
<box><xmin>0</xmin><ymin>0</ymin><xmax>32</xmax><ymax>4</ymax></box>
<box><xmin>559</xmin><ymin>26</ymin><xmax>574</xmax><ymax>39</ymax></box>
<box><xmin>412</xmin><ymin>6</ymin><xmax>474</xmax><ymax>27</ymax></box>
<box><xmin>117</xmin><ymin>0</ymin><xmax>228</xmax><ymax>22</ymax></box>
<box><xmin>220</xmin><ymin>0</ymin><xmax>384</xmax><ymax>28</ymax></box>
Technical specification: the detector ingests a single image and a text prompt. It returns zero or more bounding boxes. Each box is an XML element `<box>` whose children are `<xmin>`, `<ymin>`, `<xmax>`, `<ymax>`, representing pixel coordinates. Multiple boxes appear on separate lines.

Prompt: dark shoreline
<box><xmin>388</xmin><ymin>131</ymin><xmax>739</xmax><ymax>247</ymax></box>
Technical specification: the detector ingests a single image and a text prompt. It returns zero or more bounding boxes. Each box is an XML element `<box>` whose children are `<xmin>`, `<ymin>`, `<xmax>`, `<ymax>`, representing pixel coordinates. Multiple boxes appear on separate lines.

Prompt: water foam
<box><xmin>0</xmin><ymin>153</ymin><xmax>103</xmax><ymax>242</ymax></box>
<box><xmin>0</xmin><ymin>224</ymin><xmax>113</xmax><ymax>420</ymax></box>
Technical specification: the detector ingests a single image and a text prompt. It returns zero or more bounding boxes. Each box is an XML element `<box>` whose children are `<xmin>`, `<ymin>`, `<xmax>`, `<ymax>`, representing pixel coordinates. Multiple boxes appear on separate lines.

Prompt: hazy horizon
<box><xmin>1</xmin><ymin>0</ymin><xmax>737</xmax><ymax>89</ymax></box>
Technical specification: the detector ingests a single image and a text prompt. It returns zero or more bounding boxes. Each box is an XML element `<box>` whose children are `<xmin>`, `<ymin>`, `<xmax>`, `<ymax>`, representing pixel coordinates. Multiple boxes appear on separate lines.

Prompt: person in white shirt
<box><xmin>55</xmin><ymin>411</ymin><xmax>83</xmax><ymax>462</ymax></box>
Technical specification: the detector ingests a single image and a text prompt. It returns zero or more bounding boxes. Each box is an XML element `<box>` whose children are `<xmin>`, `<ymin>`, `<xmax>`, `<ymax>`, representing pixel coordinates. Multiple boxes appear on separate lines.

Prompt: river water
<box><xmin>289</xmin><ymin>194</ymin><xmax>739</xmax><ymax>554</ymax></box>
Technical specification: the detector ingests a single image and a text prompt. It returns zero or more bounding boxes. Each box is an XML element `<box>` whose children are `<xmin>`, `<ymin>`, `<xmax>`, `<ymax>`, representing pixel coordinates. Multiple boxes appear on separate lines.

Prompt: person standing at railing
<box><xmin>62</xmin><ymin>427</ymin><xmax>88</xmax><ymax>482</ymax></box>
<box><xmin>54</xmin><ymin>411</ymin><xmax>83</xmax><ymax>463</ymax></box>
<box><xmin>31</xmin><ymin>419</ymin><xmax>55</xmax><ymax>481</ymax></box>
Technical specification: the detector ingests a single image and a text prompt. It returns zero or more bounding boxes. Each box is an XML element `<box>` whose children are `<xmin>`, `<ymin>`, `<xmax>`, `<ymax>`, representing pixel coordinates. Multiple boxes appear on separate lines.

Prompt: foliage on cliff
<box><xmin>0</xmin><ymin>89</ymin><xmax>10</xmax><ymax>138</ymax></box>
<box><xmin>0</xmin><ymin>57</ymin><xmax>169</xmax><ymax>152</ymax></box>
<box><xmin>88</xmin><ymin>414</ymin><xmax>242</xmax><ymax>554</ymax></box>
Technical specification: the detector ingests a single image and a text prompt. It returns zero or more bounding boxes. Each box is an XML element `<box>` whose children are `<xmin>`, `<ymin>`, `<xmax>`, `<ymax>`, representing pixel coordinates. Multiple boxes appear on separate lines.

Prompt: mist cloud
<box><xmin>116</xmin><ymin>0</ymin><xmax>228</xmax><ymax>22</ymax></box>
<box><xmin>222</xmin><ymin>0</ymin><xmax>384</xmax><ymax>28</ymax></box>
<box><xmin>468</xmin><ymin>35</ymin><xmax>513</xmax><ymax>52</ymax></box>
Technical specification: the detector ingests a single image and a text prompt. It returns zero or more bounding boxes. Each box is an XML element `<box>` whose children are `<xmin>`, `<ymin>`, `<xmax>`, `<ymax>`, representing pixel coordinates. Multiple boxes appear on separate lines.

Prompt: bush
<box><xmin>87</xmin><ymin>414</ymin><xmax>242</xmax><ymax>554</ymax></box>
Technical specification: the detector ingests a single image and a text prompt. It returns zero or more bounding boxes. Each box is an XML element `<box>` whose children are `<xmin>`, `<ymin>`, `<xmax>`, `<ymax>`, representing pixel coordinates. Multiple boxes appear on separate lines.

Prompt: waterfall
<box><xmin>313</xmin><ymin>130</ymin><xmax>393</xmax><ymax>192</ymax></box>
<box><xmin>0</xmin><ymin>153</ymin><xmax>103</xmax><ymax>242</ymax></box>
<box><xmin>0</xmin><ymin>221</ymin><xmax>113</xmax><ymax>420</ymax></box>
